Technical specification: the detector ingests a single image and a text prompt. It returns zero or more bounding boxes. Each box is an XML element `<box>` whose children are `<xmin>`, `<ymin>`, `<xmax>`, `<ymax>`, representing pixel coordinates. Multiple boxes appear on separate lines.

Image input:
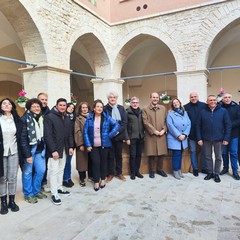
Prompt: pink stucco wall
<box><xmin>76</xmin><ymin>0</ymin><xmax>225</xmax><ymax>23</ymax></box>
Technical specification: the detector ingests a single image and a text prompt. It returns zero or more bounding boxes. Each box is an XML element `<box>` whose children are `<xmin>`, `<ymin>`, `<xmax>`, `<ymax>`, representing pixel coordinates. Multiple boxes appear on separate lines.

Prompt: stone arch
<box><xmin>198</xmin><ymin>3</ymin><xmax>240</xmax><ymax>69</ymax></box>
<box><xmin>67</xmin><ymin>28</ymin><xmax>111</xmax><ymax>77</ymax></box>
<box><xmin>0</xmin><ymin>0</ymin><xmax>47</xmax><ymax>64</ymax></box>
<box><xmin>112</xmin><ymin>27</ymin><xmax>180</xmax><ymax>78</ymax></box>
<box><xmin>69</xmin><ymin>31</ymin><xmax>111</xmax><ymax>103</ymax></box>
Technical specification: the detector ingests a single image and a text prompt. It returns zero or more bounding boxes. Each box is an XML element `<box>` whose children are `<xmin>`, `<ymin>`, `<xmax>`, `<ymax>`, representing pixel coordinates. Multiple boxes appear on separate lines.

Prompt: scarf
<box><xmin>174</xmin><ymin>108</ymin><xmax>184</xmax><ymax>116</ymax></box>
<box><xmin>109</xmin><ymin>104</ymin><xmax>121</xmax><ymax>121</ymax></box>
<box><xmin>130</xmin><ymin>106</ymin><xmax>140</xmax><ymax>117</ymax></box>
<box><xmin>80</xmin><ymin>112</ymin><xmax>89</xmax><ymax>119</ymax></box>
<box><xmin>26</xmin><ymin>110</ymin><xmax>44</xmax><ymax>145</ymax></box>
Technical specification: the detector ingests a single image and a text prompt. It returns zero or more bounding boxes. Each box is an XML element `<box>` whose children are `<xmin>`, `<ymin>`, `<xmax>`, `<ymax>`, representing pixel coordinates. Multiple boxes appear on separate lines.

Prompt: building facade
<box><xmin>0</xmin><ymin>0</ymin><xmax>239</xmax><ymax>110</ymax></box>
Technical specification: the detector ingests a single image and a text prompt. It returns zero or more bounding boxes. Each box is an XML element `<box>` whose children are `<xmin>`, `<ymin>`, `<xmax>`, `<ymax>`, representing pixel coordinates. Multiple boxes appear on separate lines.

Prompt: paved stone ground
<box><xmin>1</xmin><ymin>170</ymin><xmax>240</xmax><ymax>240</ymax></box>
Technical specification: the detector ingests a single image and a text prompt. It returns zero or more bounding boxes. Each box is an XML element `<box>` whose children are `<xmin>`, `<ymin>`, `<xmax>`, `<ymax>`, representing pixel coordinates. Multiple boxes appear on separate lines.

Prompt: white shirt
<box><xmin>0</xmin><ymin>115</ymin><xmax>17</xmax><ymax>156</ymax></box>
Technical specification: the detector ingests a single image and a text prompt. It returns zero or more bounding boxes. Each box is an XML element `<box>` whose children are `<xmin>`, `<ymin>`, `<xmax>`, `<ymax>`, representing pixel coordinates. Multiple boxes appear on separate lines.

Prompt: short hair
<box><xmin>107</xmin><ymin>90</ymin><xmax>118</xmax><ymax>99</ymax></box>
<box><xmin>25</xmin><ymin>98</ymin><xmax>43</xmax><ymax>111</ymax></box>
<box><xmin>150</xmin><ymin>92</ymin><xmax>159</xmax><ymax>98</ymax></box>
<box><xmin>207</xmin><ymin>95</ymin><xmax>216</xmax><ymax>99</ymax></box>
<box><xmin>130</xmin><ymin>96</ymin><xmax>139</xmax><ymax>103</ymax></box>
<box><xmin>56</xmin><ymin>98</ymin><xmax>67</xmax><ymax>105</ymax></box>
<box><xmin>222</xmin><ymin>93</ymin><xmax>232</xmax><ymax>98</ymax></box>
<box><xmin>37</xmin><ymin>92</ymin><xmax>48</xmax><ymax>98</ymax></box>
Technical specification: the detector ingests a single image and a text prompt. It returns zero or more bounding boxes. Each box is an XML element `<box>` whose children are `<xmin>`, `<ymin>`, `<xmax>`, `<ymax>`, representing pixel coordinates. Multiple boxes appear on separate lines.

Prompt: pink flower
<box><xmin>219</xmin><ymin>88</ymin><xmax>225</xmax><ymax>94</ymax></box>
<box><xmin>71</xmin><ymin>95</ymin><xmax>78</xmax><ymax>100</ymax></box>
<box><xmin>18</xmin><ymin>91</ymin><xmax>27</xmax><ymax>97</ymax></box>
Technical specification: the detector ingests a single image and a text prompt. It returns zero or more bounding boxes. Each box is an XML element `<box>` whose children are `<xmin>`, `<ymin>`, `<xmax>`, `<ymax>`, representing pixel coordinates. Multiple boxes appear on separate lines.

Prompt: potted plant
<box><xmin>124</xmin><ymin>98</ymin><xmax>131</xmax><ymax>107</ymax></box>
<box><xmin>160</xmin><ymin>93</ymin><xmax>171</xmax><ymax>104</ymax></box>
<box><xmin>15</xmin><ymin>90</ymin><xmax>28</xmax><ymax>108</ymax></box>
<box><xmin>71</xmin><ymin>95</ymin><xmax>78</xmax><ymax>105</ymax></box>
<box><xmin>216</xmin><ymin>88</ymin><xmax>225</xmax><ymax>102</ymax></box>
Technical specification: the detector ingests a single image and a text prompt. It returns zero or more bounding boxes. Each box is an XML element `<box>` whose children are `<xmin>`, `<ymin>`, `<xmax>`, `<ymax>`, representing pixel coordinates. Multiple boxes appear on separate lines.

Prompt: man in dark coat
<box><xmin>44</xmin><ymin>98</ymin><xmax>74</xmax><ymax>205</ymax></box>
<box><xmin>184</xmin><ymin>92</ymin><xmax>207</xmax><ymax>176</ymax></box>
<box><xmin>220</xmin><ymin>93</ymin><xmax>240</xmax><ymax>180</ymax></box>
<box><xmin>104</xmin><ymin>90</ymin><xmax>127</xmax><ymax>182</ymax></box>
<box><xmin>125</xmin><ymin>96</ymin><xmax>145</xmax><ymax>180</ymax></box>
<box><xmin>196</xmin><ymin>95</ymin><xmax>232</xmax><ymax>183</ymax></box>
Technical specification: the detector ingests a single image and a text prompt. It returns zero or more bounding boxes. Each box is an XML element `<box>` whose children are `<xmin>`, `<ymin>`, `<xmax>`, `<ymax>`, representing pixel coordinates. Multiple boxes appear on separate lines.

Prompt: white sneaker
<box><xmin>42</xmin><ymin>184</ymin><xmax>51</xmax><ymax>193</ymax></box>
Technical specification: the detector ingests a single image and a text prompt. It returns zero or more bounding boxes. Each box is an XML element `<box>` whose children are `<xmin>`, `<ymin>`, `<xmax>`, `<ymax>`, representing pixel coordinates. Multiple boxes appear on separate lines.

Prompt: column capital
<box><xmin>91</xmin><ymin>78</ymin><xmax>125</xmax><ymax>84</ymax></box>
<box><xmin>19</xmin><ymin>65</ymin><xmax>72</xmax><ymax>75</ymax></box>
<box><xmin>91</xmin><ymin>78</ymin><xmax>125</xmax><ymax>104</ymax></box>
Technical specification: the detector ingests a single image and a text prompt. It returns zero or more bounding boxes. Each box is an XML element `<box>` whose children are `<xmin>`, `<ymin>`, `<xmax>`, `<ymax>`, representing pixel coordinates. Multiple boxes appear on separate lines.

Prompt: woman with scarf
<box><xmin>166</xmin><ymin>98</ymin><xmax>191</xmax><ymax>180</ymax></box>
<box><xmin>74</xmin><ymin>102</ymin><xmax>91</xmax><ymax>187</ymax></box>
<box><xmin>63</xmin><ymin>103</ymin><xmax>76</xmax><ymax>188</ymax></box>
<box><xmin>21</xmin><ymin>98</ymin><xmax>46</xmax><ymax>203</ymax></box>
<box><xmin>0</xmin><ymin>98</ymin><xmax>21</xmax><ymax>215</ymax></box>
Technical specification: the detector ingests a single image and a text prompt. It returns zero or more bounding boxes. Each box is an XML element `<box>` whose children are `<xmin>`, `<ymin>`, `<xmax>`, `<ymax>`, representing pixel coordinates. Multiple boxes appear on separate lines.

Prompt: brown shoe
<box><xmin>118</xmin><ymin>174</ymin><xmax>126</xmax><ymax>181</ymax></box>
<box><xmin>107</xmin><ymin>175</ymin><xmax>114</xmax><ymax>182</ymax></box>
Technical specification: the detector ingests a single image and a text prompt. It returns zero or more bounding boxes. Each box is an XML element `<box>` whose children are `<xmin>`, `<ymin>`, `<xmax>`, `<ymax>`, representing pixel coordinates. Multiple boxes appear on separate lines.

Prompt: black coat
<box><xmin>184</xmin><ymin>101</ymin><xmax>206</xmax><ymax>140</ymax></box>
<box><xmin>125</xmin><ymin>107</ymin><xmax>144</xmax><ymax>140</ymax></box>
<box><xmin>220</xmin><ymin>101</ymin><xmax>240</xmax><ymax>139</ymax></box>
<box><xmin>0</xmin><ymin>116</ymin><xmax>22</xmax><ymax>177</ymax></box>
<box><xmin>104</xmin><ymin>104</ymin><xmax>127</xmax><ymax>141</ymax></box>
<box><xmin>44</xmin><ymin>107</ymin><xmax>74</xmax><ymax>158</ymax></box>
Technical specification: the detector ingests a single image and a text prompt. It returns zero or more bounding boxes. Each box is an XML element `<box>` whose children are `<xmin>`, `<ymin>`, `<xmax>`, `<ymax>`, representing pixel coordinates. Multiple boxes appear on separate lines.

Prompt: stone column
<box><xmin>91</xmin><ymin>78</ymin><xmax>125</xmax><ymax>105</ymax></box>
<box><xmin>20</xmin><ymin>66</ymin><xmax>72</xmax><ymax>108</ymax></box>
<box><xmin>175</xmin><ymin>70</ymin><xmax>209</xmax><ymax>104</ymax></box>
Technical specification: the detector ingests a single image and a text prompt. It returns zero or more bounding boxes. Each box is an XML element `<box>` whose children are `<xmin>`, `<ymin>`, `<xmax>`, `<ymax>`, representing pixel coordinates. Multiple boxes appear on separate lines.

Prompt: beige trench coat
<box><xmin>142</xmin><ymin>104</ymin><xmax>168</xmax><ymax>156</ymax></box>
<box><xmin>74</xmin><ymin>115</ymin><xmax>88</xmax><ymax>172</ymax></box>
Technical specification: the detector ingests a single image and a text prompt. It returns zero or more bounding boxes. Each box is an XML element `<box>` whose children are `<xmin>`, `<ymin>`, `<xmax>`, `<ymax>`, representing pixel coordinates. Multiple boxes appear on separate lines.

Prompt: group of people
<box><xmin>0</xmin><ymin>89</ymin><xmax>239</xmax><ymax>214</ymax></box>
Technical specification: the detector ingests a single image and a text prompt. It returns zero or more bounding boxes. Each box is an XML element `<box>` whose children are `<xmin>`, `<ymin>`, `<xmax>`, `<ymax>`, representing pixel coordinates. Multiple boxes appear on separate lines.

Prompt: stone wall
<box><xmin>121</xmin><ymin>144</ymin><xmax>199</xmax><ymax>175</ymax></box>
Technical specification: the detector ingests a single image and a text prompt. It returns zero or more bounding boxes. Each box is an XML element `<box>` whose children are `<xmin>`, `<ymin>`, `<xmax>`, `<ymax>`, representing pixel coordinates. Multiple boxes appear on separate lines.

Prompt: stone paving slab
<box><xmin>1</xmin><ymin>172</ymin><xmax>240</xmax><ymax>240</ymax></box>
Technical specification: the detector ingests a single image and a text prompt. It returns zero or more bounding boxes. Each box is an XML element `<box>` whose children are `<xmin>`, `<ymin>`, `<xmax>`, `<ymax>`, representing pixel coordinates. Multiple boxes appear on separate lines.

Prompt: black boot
<box><xmin>8</xmin><ymin>195</ymin><xmax>19</xmax><ymax>212</ymax></box>
<box><xmin>1</xmin><ymin>195</ymin><xmax>8</xmax><ymax>215</ymax></box>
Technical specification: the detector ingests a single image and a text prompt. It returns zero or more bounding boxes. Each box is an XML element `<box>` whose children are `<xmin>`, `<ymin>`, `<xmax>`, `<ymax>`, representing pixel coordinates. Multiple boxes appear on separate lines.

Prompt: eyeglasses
<box><xmin>131</xmin><ymin>102</ymin><xmax>139</xmax><ymax>104</ymax></box>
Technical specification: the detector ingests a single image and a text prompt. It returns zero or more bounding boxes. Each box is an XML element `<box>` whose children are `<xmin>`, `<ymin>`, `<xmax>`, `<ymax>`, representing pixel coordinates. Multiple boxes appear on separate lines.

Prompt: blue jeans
<box><xmin>63</xmin><ymin>154</ymin><xmax>72</xmax><ymax>181</ymax></box>
<box><xmin>22</xmin><ymin>153</ymin><xmax>46</xmax><ymax>197</ymax></box>
<box><xmin>189</xmin><ymin>139</ymin><xmax>207</xmax><ymax>171</ymax></box>
<box><xmin>172</xmin><ymin>150</ymin><xmax>183</xmax><ymax>171</ymax></box>
<box><xmin>222</xmin><ymin>137</ymin><xmax>239</xmax><ymax>173</ymax></box>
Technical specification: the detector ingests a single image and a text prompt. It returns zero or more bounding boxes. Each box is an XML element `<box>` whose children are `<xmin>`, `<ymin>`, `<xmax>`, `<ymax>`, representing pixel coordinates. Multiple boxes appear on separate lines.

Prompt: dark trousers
<box><xmin>90</xmin><ymin>147</ymin><xmax>109</xmax><ymax>183</ymax></box>
<box><xmin>129</xmin><ymin>138</ymin><xmax>144</xmax><ymax>174</ymax></box>
<box><xmin>78</xmin><ymin>153</ymin><xmax>93</xmax><ymax>181</ymax></box>
<box><xmin>78</xmin><ymin>171</ymin><xmax>86</xmax><ymax>181</ymax></box>
<box><xmin>149</xmin><ymin>155</ymin><xmax>164</xmax><ymax>172</ymax></box>
<box><xmin>108</xmin><ymin>141</ymin><xmax>123</xmax><ymax>176</ymax></box>
<box><xmin>204</xmin><ymin>140</ymin><xmax>222</xmax><ymax>175</ymax></box>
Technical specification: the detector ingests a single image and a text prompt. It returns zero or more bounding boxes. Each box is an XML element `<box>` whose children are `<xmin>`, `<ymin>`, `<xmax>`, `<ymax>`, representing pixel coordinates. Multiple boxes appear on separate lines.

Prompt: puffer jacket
<box><xmin>196</xmin><ymin>103</ymin><xmax>232</xmax><ymax>142</ymax></box>
<box><xmin>84</xmin><ymin>111</ymin><xmax>120</xmax><ymax>148</ymax></box>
